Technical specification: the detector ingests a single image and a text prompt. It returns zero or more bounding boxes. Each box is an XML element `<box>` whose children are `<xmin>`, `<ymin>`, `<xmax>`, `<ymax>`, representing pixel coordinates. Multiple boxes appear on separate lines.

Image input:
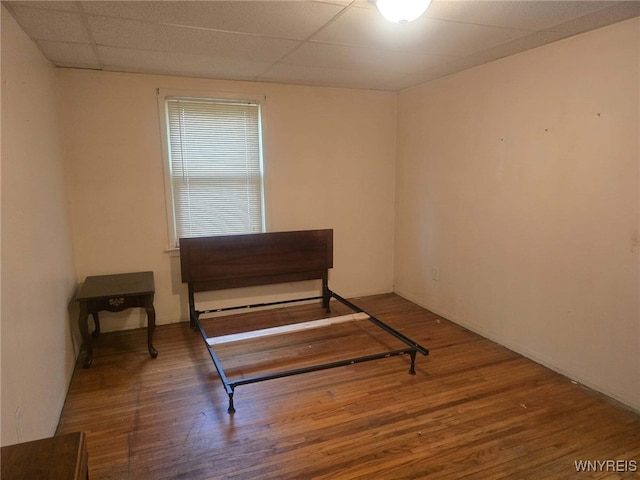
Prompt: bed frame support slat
<box><xmin>206</xmin><ymin>312</ymin><xmax>370</xmax><ymax>345</ymax></box>
<box><xmin>198</xmin><ymin>295</ymin><xmax>324</xmax><ymax>316</ymax></box>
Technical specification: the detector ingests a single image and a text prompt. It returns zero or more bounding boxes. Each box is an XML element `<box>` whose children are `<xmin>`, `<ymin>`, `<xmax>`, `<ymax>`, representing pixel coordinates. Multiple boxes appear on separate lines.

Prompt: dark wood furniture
<box><xmin>1</xmin><ymin>431</ymin><xmax>88</xmax><ymax>479</ymax></box>
<box><xmin>180</xmin><ymin>229</ymin><xmax>334</xmax><ymax>321</ymax></box>
<box><xmin>180</xmin><ymin>229</ymin><xmax>428</xmax><ymax>413</ymax></box>
<box><xmin>75</xmin><ymin>271</ymin><xmax>157</xmax><ymax>367</ymax></box>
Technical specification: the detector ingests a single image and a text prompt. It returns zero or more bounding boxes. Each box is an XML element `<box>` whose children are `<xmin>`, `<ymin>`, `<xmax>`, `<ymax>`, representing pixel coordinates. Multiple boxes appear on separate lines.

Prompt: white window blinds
<box><xmin>164</xmin><ymin>96</ymin><xmax>265</xmax><ymax>245</ymax></box>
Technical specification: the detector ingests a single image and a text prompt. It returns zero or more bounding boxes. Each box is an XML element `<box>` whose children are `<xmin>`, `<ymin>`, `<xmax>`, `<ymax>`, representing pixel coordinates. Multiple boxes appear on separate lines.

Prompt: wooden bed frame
<box><xmin>180</xmin><ymin>229</ymin><xmax>429</xmax><ymax>413</ymax></box>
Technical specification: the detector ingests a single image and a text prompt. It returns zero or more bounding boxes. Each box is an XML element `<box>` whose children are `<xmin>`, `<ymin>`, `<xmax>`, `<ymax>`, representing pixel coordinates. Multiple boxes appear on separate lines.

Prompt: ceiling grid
<box><xmin>3</xmin><ymin>0</ymin><xmax>639</xmax><ymax>91</ymax></box>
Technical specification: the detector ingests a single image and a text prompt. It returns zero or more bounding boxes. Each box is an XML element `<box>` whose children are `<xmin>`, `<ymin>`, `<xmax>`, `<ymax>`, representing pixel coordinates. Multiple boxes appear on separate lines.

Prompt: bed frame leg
<box><xmin>188</xmin><ymin>285</ymin><xmax>197</xmax><ymax>329</ymax></box>
<box><xmin>322</xmin><ymin>280</ymin><xmax>331</xmax><ymax>313</ymax></box>
<box><xmin>227</xmin><ymin>392</ymin><xmax>236</xmax><ymax>414</ymax></box>
<box><xmin>408</xmin><ymin>350</ymin><xmax>417</xmax><ymax>375</ymax></box>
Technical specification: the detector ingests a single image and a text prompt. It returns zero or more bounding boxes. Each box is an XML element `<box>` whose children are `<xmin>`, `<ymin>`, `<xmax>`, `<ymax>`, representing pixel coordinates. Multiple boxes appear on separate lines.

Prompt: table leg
<box><xmin>91</xmin><ymin>312</ymin><xmax>101</xmax><ymax>337</ymax></box>
<box><xmin>145</xmin><ymin>295</ymin><xmax>158</xmax><ymax>358</ymax></box>
<box><xmin>78</xmin><ymin>302</ymin><xmax>93</xmax><ymax>368</ymax></box>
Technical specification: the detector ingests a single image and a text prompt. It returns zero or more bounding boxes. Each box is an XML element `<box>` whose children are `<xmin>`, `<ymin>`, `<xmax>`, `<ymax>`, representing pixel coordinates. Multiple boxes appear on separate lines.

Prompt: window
<box><xmin>159</xmin><ymin>91</ymin><xmax>265</xmax><ymax>248</ymax></box>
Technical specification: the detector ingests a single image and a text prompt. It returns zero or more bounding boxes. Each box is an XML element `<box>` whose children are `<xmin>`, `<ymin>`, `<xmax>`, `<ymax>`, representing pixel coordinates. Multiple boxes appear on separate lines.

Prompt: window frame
<box><xmin>157</xmin><ymin>89</ymin><xmax>267</xmax><ymax>250</ymax></box>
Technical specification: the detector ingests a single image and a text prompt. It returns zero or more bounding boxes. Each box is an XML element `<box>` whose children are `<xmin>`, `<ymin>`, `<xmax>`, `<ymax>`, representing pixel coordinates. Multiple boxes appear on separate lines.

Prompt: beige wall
<box><xmin>1</xmin><ymin>7</ymin><xmax>78</xmax><ymax>445</ymax></box>
<box><xmin>58</xmin><ymin>70</ymin><xmax>397</xmax><ymax>330</ymax></box>
<box><xmin>395</xmin><ymin>18</ymin><xmax>640</xmax><ymax>411</ymax></box>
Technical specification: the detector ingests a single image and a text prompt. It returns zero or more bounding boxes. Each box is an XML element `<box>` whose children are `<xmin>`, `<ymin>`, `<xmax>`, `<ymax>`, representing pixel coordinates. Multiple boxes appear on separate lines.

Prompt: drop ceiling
<box><xmin>3</xmin><ymin>0</ymin><xmax>639</xmax><ymax>91</ymax></box>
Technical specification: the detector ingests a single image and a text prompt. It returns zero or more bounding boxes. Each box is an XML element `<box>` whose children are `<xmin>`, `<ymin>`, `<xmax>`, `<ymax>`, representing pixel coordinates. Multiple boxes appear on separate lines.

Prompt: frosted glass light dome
<box><xmin>376</xmin><ymin>0</ymin><xmax>432</xmax><ymax>23</ymax></box>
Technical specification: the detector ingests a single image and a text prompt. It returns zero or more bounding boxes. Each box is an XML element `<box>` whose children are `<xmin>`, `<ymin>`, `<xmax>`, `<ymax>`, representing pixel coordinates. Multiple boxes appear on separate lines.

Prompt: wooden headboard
<box><xmin>180</xmin><ymin>229</ymin><xmax>333</xmax><ymax>293</ymax></box>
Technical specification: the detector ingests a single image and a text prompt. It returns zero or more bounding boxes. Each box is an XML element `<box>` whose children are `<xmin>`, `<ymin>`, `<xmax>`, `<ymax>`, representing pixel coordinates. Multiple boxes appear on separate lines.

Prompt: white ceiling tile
<box><xmin>315</xmin><ymin>0</ymin><xmax>353</xmax><ymax>5</ymax></box>
<box><xmin>415</xmin><ymin>19</ymin><xmax>533</xmax><ymax>57</ymax></box>
<box><xmin>286</xmin><ymin>42</ymin><xmax>458</xmax><ymax>75</ymax></box>
<box><xmin>81</xmin><ymin>1</ymin><xmax>345</xmax><ymax>39</ymax></box>
<box><xmin>36</xmin><ymin>39</ymin><xmax>100</xmax><ymax>68</ymax></box>
<box><xmin>311</xmin><ymin>6</ymin><xmax>427</xmax><ymax>50</ymax></box>
<box><xmin>8</xmin><ymin>5</ymin><xmax>90</xmax><ymax>43</ymax></box>
<box><xmin>426</xmin><ymin>1</ymin><xmax>616</xmax><ymax>31</ymax></box>
<box><xmin>4</xmin><ymin>1</ymin><xmax>80</xmax><ymax>12</ymax></box>
<box><xmin>97</xmin><ymin>45</ymin><xmax>273</xmax><ymax>80</ymax></box>
<box><xmin>382</xmin><ymin>71</ymin><xmax>447</xmax><ymax>91</ymax></box>
<box><xmin>87</xmin><ymin>16</ymin><xmax>300</xmax><ymax>62</ymax></box>
<box><xmin>312</xmin><ymin>5</ymin><xmax>532</xmax><ymax>57</ymax></box>
<box><xmin>472</xmin><ymin>30</ymin><xmax>570</xmax><ymax>62</ymax></box>
<box><xmin>388</xmin><ymin>54</ymin><xmax>499</xmax><ymax>89</ymax></box>
<box><xmin>258</xmin><ymin>62</ymin><xmax>399</xmax><ymax>90</ymax></box>
<box><xmin>544</xmin><ymin>1</ymin><xmax>640</xmax><ymax>34</ymax></box>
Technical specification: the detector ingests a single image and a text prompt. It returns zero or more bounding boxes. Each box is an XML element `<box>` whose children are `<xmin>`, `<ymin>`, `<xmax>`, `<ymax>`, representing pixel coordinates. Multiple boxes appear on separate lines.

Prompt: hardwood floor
<box><xmin>57</xmin><ymin>294</ymin><xmax>640</xmax><ymax>479</ymax></box>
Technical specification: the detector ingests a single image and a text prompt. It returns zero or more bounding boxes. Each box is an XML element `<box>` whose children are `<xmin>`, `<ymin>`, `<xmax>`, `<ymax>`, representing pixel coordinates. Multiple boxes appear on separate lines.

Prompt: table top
<box><xmin>75</xmin><ymin>271</ymin><xmax>154</xmax><ymax>301</ymax></box>
<box><xmin>1</xmin><ymin>431</ymin><xmax>87</xmax><ymax>480</ymax></box>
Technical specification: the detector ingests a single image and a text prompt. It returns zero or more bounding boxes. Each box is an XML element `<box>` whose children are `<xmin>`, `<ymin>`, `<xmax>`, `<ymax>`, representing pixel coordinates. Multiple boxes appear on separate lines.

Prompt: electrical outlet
<box><xmin>431</xmin><ymin>266</ymin><xmax>440</xmax><ymax>282</ymax></box>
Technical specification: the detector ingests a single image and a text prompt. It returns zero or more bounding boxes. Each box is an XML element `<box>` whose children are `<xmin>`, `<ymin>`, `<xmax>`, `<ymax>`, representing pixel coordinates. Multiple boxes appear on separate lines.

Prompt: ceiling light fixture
<box><xmin>375</xmin><ymin>0</ymin><xmax>432</xmax><ymax>23</ymax></box>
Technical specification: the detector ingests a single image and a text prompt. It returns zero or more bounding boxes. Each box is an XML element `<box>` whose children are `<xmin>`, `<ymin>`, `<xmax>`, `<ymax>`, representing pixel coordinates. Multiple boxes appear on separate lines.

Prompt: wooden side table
<box><xmin>1</xmin><ymin>431</ymin><xmax>88</xmax><ymax>479</ymax></box>
<box><xmin>75</xmin><ymin>271</ymin><xmax>158</xmax><ymax>367</ymax></box>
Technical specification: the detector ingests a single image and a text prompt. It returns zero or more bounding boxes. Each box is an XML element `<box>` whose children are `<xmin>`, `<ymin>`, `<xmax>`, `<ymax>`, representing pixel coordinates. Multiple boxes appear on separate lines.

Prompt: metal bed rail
<box><xmin>191</xmin><ymin>291</ymin><xmax>428</xmax><ymax>414</ymax></box>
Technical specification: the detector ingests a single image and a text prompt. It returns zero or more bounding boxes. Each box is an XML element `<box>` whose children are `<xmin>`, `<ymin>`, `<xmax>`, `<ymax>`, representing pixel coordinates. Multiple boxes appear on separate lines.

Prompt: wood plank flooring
<box><xmin>56</xmin><ymin>294</ymin><xmax>640</xmax><ymax>479</ymax></box>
